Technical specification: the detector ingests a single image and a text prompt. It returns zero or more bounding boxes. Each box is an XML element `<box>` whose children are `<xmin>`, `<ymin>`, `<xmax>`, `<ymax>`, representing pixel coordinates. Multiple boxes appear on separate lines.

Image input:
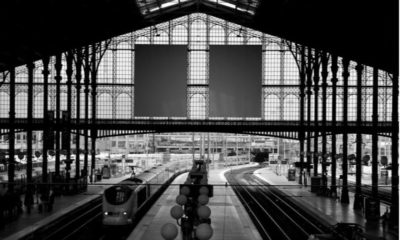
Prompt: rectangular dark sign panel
<box><xmin>135</xmin><ymin>45</ymin><xmax>187</xmax><ymax>117</ymax></box>
<box><xmin>209</xmin><ymin>45</ymin><xmax>261</xmax><ymax>117</ymax></box>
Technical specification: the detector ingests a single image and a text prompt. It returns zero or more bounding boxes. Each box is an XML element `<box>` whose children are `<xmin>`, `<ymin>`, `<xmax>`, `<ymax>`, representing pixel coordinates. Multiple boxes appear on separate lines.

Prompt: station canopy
<box><xmin>0</xmin><ymin>0</ymin><xmax>397</xmax><ymax>74</ymax></box>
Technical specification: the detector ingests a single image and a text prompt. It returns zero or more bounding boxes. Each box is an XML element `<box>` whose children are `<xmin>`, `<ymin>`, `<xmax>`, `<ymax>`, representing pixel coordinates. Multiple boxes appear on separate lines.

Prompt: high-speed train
<box><xmin>102</xmin><ymin>166</ymin><xmax>172</xmax><ymax>226</ymax></box>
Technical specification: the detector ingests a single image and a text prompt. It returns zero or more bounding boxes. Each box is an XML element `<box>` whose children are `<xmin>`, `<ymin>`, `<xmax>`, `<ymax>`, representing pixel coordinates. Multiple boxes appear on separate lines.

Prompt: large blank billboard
<box><xmin>209</xmin><ymin>45</ymin><xmax>262</xmax><ymax>117</ymax></box>
<box><xmin>135</xmin><ymin>45</ymin><xmax>187</xmax><ymax>117</ymax></box>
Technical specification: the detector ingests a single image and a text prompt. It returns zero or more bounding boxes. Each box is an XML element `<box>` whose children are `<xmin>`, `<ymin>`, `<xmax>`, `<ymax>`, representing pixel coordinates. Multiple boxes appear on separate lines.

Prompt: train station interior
<box><xmin>0</xmin><ymin>0</ymin><xmax>398</xmax><ymax>239</ymax></box>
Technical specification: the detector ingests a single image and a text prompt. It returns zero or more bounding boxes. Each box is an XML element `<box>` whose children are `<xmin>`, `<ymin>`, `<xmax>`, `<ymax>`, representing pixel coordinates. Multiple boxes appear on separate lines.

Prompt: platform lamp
<box><xmin>162</xmin><ymin>160</ymin><xmax>213</xmax><ymax>240</ymax></box>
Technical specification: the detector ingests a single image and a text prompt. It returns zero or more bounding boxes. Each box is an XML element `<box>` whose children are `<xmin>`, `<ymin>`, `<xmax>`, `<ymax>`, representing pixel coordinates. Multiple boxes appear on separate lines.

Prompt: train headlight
<box><xmin>104</xmin><ymin>212</ymin><xmax>108</xmax><ymax>216</ymax></box>
<box><xmin>123</xmin><ymin>211</ymin><xmax>127</xmax><ymax>215</ymax></box>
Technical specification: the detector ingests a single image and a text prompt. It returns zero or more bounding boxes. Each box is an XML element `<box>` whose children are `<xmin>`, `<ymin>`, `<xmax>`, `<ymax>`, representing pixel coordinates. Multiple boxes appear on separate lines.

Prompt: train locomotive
<box><xmin>102</xmin><ymin>167</ymin><xmax>169</xmax><ymax>226</ymax></box>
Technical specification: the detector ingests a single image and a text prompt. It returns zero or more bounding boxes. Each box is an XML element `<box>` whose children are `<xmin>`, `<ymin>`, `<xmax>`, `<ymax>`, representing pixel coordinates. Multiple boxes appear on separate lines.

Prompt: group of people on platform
<box><xmin>0</xmin><ymin>182</ymin><xmax>55</xmax><ymax>228</ymax></box>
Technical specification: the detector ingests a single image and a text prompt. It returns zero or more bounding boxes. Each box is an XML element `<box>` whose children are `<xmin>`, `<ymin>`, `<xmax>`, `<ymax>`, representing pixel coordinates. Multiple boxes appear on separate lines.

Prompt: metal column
<box><xmin>83</xmin><ymin>46</ymin><xmax>90</xmax><ymax>178</ymax></box>
<box><xmin>341</xmin><ymin>58</ymin><xmax>350</xmax><ymax>204</ymax></box>
<box><xmin>371</xmin><ymin>68</ymin><xmax>379</xmax><ymax>198</ymax></box>
<box><xmin>90</xmin><ymin>44</ymin><xmax>97</xmax><ymax>182</ymax></box>
<box><xmin>8</xmin><ymin>68</ymin><xmax>15</xmax><ymax>192</ymax></box>
<box><xmin>299</xmin><ymin>46</ymin><xmax>306</xmax><ymax>184</ymax></box>
<box><xmin>306</xmin><ymin>47</ymin><xmax>313</xmax><ymax>176</ymax></box>
<box><xmin>65</xmin><ymin>52</ymin><xmax>73</xmax><ymax>182</ymax></box>
<box><xmin>390</xmin><ymin>72</ymin><xmax>399</xmax><ymax>226</ymax></box>
<box><xmin>321</xmin><ymin>51</ymin><xmax>328</xmax><ymax>187</ymax></box>
<box><xmin>313</xmin><ymin>50</ymin><xmax>320</xmax><ymax>177</ymax></box>
<box><xmin>354</xmin><ymin>63</ymin><xmax>364</xmax><ymax>209</ymax></box>
<box><xmin>330</xmin><ymin>55</ymin><xmax>338</xmax><ymax>197</ymax></box>
<box><xmin>42</xmin><ymin>57</ymin><xmax>50</xmax><ymax>184</ymax></box>
<box><xmin>75</xmin><ymin>49</ymin><xmax>83</xmax><ymax>179</ymax></box>
<box><xmin>26</xmin><ymin>62</ymin><xmax>35</xmax><ymax>210</ymax></box>
<box><xmin>54</xmin><ymin>54</ymin><xmax>62</xmax><ymax>176</ymax></box>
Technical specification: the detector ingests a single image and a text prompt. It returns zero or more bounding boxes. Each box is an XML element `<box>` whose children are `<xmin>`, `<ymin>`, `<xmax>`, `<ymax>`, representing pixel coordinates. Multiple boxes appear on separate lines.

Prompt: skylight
<box><xmin>136</xmin><ymin>0</ymin><xmax>260</xmax><ymax>16</ymax></box>
<box><xmin>136</xmin><ymin>0</ymin><xmax>192</xmax><ymax>16</ymax></box>
<box><xmin>204</xmin><ymin>0</ymin><xmax>260</xmax><ymax>15</ymax></box>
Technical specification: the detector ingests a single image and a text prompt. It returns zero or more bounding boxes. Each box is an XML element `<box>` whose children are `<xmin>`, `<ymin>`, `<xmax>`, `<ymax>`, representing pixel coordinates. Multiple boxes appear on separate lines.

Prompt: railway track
<box><xmin>20</xmin><ymin>196</ymin><xmax>103</xmax><ymax>240</ymax></box>
<box><xmin>225</xmin><ymin>166</ymin><xmax>331</xmax><ymax>240</ymax></box>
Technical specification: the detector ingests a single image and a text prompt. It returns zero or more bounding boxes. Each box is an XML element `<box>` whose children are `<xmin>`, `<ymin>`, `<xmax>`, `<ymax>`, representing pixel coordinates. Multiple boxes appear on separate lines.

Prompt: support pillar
<box><xmin>75</xmin><ymin>49</ymin><xmax>83</xmax><ymax>179</ymax></box>
<box><xmin>54</xmin><ymin>53</ymin><xmax>62</xmax><ymax>177</ymax></box>
<box><xmin>321</xmin><ymin>51</ymin><xmax>328</xmax><ymax>188</ymax></box>
<box><xmin>26</xmin><ymin>62</ymin><xmax>35</xmax><ymax>211</ymax></box>
<box><xmin>299</xmin><ymin>46</ymin><xmax>306</xmax><ymax>184</ymax></box>
<box><xmin>306</xmin><ymin>47</ymin><xmax>313</xmax><ymax>176</ymax></box>
<box><xmin>84</xmin><ymin>46</ymin><xmax>90</xmax><ymax>177</ymax></box>
<box><xmin>330</xmin><ymin>55</ymin><xmax>338</xmax><ymax>197</ymax></box>
<box><xmin>42</xmin><ymin>57</ymin><xmax>50</xmax><ymax>185</ymax></box>
<box><xmin>371</xmin><ymin>68</ymin><xmax>379</xmax><ymax>198</ymax></box>
<box><xmin>354</xmin><ymin>63</ymin><xmax>364</xmax><ymax>209</ymax></box>
<box><xmin>341</xmin><ymin>58</ymin><xmax>350</xmax><ymax>204</ymax></box>
<box><xmin>65</xmin><ymin>52</ymin><xmax>73</xmax><ymax>183</ymax></box>
<box><xmin>313</xmin><ymin>50</ymin><xmax>320</xmax><ymax>177</ymax></box>
<box><xmin>8</xmin><ymin>68</ymin><xmax>15</xmax><ymax>192</ymax></box>
<box><xmin>90</xmin><ymin>44</ymin><xmax>97</xmax><ymax>183</ymax></box>
<box><xmin>390</xmin><ymin>72</ymin><xmax>399</xmax><ymax>227</ymax></box>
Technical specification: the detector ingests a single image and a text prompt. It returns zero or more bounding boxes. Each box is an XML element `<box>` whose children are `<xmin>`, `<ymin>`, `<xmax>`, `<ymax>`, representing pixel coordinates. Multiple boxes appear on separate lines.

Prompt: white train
<box><xmin>102</xmin><ymin>166</ymin><xmax>171</xmax><ymax>226</ymax></box>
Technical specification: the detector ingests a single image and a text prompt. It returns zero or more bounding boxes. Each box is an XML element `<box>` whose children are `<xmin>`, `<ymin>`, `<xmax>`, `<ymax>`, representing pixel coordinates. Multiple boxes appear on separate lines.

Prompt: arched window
<box><xmin>16</xmin><ymin>93</ymin><xmax>28</xmax><ymax>118</ymax></box>
<box><xmin>116</xmin><ymin>42</ymin><xmax>132</xmax><ymax>84</ymax></box>
<box><xmin>60</xmin><ymin>92</ymin><xmax>68</xmax><ymax>111</ymax></box>
<box><xmin>189</xmin><ymin>94</ymin><xmax>206</xmax><ymax>119</ymax></box>
<box><xmin>348</xmin><ymin>95</ymin><xmax>357</xmax><ymax>121</ymax></box>
<box><xmin>379</xmin><ymin>96</ymin><xmax>387</xmax><ymax>121</ymax></box>
<box><xmin>284</xmin><ymin>52</ymin><xmax>299</xmax><ymax>85</ymax></box>
<box><xmin>264</xmin><ymin>43</ymin><xmax>281</xmax><ymax>85</ymax></box>
<box><xmin>34</xmin><ymin>93</ymin><xmax>44</xmax><ymax>118</ymax></box>
<box><xmin>34</xmin><ymin>66</ymin><xmax>44</xmax><ymax>83</ymax></box>
<box><xmin>228</xmin><ymin>31</ymin><xmax>244</xmax><ymax>45</ymax></box>
<box><xmin>365</xmin><ymin>96</ymin><xmax>373</xmax><ymax>121</ymax></box>
<box><xmin>336</xmin><ymin>97</ymin><xmax>343</xmax><ymax>121</ymax></box>
<box><xmin>97</xmin><ymin>93</ymin><xmax>112</xmax><ymax>118</ymax></box>
<box><xmin>264</xmin><ymin>95</ymin><xmax>280</xmax><ymax>120</ymax></box>
<box><xmin>190</xmin><ymin>20</ymin><xmax>206</xmax><ymax>49</ymax></box>
<box><xmin>154</xmin><ymin>30</ymin><xmax>169</xmax><ymax>44</ymax></box>
<box><xmin>116</xmin><ymin>93</ymin><xmax>131</xmax><ymax>119</ymax></box>
<box><xmin>283</xmin><ymin>95</ymin><xmax>299</xmax><ymax>120</ymax></box>
<box><xmin>135</xmin><ymin>36</ymin><xmax>150</xmax><ymax>44</ymax></box>
<box><xmin>247</xmin><ymin>37</ymin><xmax>262</xmax><ymax>45</ymax></box>
<box><xmin>16</xmin><ymin>72</ymin><xmax>28</xmax><ymax>83</ymax></box>
<box><xmin>348</xmin><ymin>66</ymin><xmax>357</xmax><ymax>86</ymax></box>
<box><xmin>327</xmin><ymin>95</ymin><xmax>333</xmax><ymax>121</ymax></box>
<box><xmin>172</xmin><ymin>25</ymin><xmax>188</xmax><ymax>45</ymax></box>
<box><xmin>97</xmin><ymin>50</ymin><xmax>113</xmax><ymax>83</ymax></box>
<box><xmin>0</xmin><ymin>92</ymin><xmax>9</xmax><ymax>118</ymax></box>
<box><xmin>386</xmin><ymin>96</ymin><xmax>393</xmax><ymax>121</ymax></box>
<box><xmin>189</xmin><ymin>50</ymin><xmax>207</xmax><ymax>85</ymax></box>
<box><xmin>209</xmin><ymin>25</ymin><xmax>225</xmax><ymax>45</ymax></box>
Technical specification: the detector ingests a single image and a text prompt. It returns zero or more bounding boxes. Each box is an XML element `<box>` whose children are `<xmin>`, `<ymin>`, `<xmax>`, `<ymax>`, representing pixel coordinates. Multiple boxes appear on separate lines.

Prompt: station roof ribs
<box><xmin>0</xmin><ymin>0</ymin><xmax>397</xmax><ymax>74</ymax></box>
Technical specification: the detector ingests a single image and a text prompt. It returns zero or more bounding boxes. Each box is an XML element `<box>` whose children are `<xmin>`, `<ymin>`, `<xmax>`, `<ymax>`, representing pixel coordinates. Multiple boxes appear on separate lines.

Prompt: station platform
<box><xmin>128</xmin><ymin>163</ymin><xmax>263</xmax><ymax>240</ymax></box>
<box><xmin>253</xmin><ymin>166</ymin><xmax>398</xmax><ymax>240</ymax></box>
<box><xmin>0</xmin><ymin>174</ymin><xmax>131</xmax><ymax>240</ymax></box>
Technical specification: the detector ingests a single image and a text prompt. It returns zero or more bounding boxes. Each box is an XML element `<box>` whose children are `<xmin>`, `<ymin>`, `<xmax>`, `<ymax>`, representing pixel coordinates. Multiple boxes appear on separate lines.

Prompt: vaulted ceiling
<box><xmin>0</xmin><ymin>0</ymin><xmax>397</xmax><ymax>74</ymax></box>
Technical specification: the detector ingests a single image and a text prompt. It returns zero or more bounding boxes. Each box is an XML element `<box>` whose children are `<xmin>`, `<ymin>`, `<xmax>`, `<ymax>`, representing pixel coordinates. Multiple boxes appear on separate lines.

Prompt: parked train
<box><xmin>102</xmin><ymin>166</ymin><xmax>174</xmax><ymax>226</ymax></box>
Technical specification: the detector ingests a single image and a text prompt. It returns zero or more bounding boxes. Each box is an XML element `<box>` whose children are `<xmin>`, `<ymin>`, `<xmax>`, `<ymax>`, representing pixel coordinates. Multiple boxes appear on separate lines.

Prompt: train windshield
<box><xmin>104</xmin><ymin>186</ymin><xmax>133</xmax><ymax>205</ymax></box>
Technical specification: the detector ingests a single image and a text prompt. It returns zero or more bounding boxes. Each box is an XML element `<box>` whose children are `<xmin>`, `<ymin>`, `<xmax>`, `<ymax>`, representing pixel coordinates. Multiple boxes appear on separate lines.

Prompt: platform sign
<box><xmin>288</xmin><ymin>168</ymin><xmax>296</xmax><ymax>181</ymax></box>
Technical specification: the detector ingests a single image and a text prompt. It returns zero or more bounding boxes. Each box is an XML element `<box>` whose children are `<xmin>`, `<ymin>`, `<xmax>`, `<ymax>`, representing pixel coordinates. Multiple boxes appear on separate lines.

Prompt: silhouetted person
<box><xmin>24</xmin><ymin>189</ymin><xmax>34</xmax><ymax>214</ymax></box>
